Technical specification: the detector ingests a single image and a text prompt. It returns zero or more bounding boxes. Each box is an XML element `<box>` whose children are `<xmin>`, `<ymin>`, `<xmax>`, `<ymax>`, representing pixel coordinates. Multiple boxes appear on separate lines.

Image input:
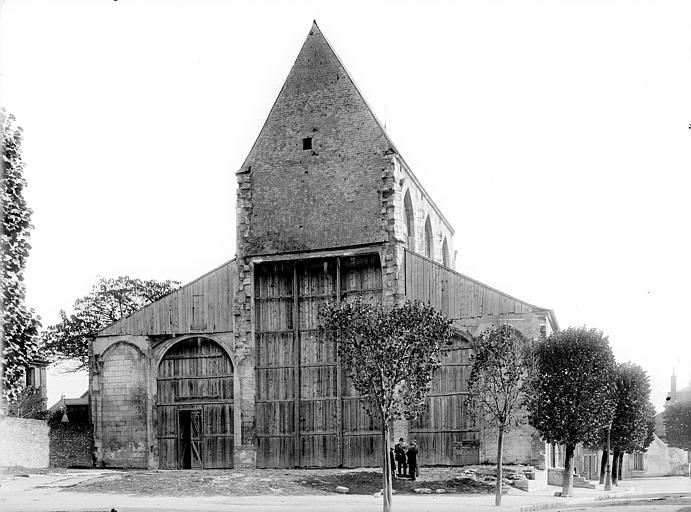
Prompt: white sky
<box><xmin>1</xmin><ymin>0</ymin><xmax>690</xmax><ymax>411</ymax></box>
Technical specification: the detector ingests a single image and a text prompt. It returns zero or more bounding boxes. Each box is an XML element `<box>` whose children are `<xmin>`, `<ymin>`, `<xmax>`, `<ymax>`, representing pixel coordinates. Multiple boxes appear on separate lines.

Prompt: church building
<box><xmin>89</xmin><ymin>21</ymin><xmax>558</xmax><ymax>470</ymax></box>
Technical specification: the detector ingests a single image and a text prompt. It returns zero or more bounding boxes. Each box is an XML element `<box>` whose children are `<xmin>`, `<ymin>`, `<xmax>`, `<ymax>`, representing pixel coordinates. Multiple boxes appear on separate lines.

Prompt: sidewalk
<box><xmin>0</xmin><ymin>471</ymin><xmax>688</xmax><ymax>512</ymax></box>
<box><xmin>510</xmin><ymin>476</ymin><xmax>691</xmax><ymax>512</ymax></box>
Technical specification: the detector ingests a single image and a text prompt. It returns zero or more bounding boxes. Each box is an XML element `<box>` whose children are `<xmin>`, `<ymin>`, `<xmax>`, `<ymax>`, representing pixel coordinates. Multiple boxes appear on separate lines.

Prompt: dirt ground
<box><xmin>56</xmin><ymin>465</ymin><xmax>531</xmax><ymax>497</ymax></box>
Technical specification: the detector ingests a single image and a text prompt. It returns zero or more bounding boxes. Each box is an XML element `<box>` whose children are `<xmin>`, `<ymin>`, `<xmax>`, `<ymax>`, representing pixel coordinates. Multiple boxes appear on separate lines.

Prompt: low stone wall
<box><xmin>547</xmin><ymin>467</ymin><xmax>595</xmax><ymax>488</ymax></box>
<box><xmin>0</xmin><ymin>417</ymin><xmax>50</xmax><ymax>468</ymax></box>
<box><xmin>480</xmin><ymin>420</ymin><xmax>546</xmax><ymax>468</ymax></box>
<box><xmin>50</xmin><ymin>423</ymin><xmax>94</xmax><ymax>468</ymax></box>
<box><xmin>513</xmin><ymin>469</ymin><xmax>548</xmax><ymax>491</ymax></box>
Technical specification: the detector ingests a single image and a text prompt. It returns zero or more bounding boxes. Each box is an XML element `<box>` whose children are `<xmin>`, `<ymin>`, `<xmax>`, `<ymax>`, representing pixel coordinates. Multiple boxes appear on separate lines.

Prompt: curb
<box><xmin>518</xmin><ymin>488</ymin><xmax>633</xmax><ymax>512</ymax></box>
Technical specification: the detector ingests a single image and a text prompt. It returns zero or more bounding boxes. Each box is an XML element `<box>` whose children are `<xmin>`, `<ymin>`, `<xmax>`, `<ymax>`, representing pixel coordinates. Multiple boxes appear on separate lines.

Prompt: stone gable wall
<box><xmin>238</xmin><ymin>25</ymin><xmax>391</xmax><ymax>256</ymax></box>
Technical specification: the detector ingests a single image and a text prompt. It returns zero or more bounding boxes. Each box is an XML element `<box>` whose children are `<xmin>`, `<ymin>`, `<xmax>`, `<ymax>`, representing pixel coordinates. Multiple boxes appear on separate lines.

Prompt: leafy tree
<box><xmin>619</xmin><ymin>400</ymin><xmax>656</xmax><ymax>481</ymax></box>
<box><xmin>42</xmin><ymin>276</ymin><xmax>180</xmax><ymax>371</ymax></box>
<box><xmin>7</xmin><ymin>385</ymin><xmax>47</xmax><ymax>419</ymax></box>
<box><xmin>526</xmin><ymin>326</ymin><xmax>617</xmax><ymax>497</ymax></box>
<box><xmin>1</xmin><ymin>110</ymin><xmax>41</xmax><ymax>405</ymax></box>
<box><xmin>641</xmin><ymin>401</ymin><xmax>656</xmax><ymax>451</ymax></box>
<box><xmin>319</xmin><ymin>299</ymin><xmax>452</xmax><ymax>512</ymax></box>
<box><xmin>596</xmin><ymin>396</ymin><xmax>656</xmax><ymax>484</ymax></box>
<box><xmin>663</xmin><ymin>398</ymin><xmax>691</xmax><ymax>451</ymax></box>
<box><xmin>467</xmin><ymin>325</ymin><xmax>530</xmax><ymax>506</ymax></box>
<box><xmin>609</xmin><ymin>363</ymin><xmax>653</xmax><ymax>485</ymax></box>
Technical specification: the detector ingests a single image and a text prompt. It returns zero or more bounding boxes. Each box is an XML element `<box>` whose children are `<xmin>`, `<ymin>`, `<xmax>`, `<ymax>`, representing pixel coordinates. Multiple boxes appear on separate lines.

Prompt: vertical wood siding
<box><xmin>409</xmin><ymin>336</ymin><xmax>479</xmax><ymax>465</ymax></box>
<box><xmin>255</xmin><ymin>254</ymin><xmax>382</xmax><ymax>468</ymax></box>
<box><xmin>99</xmin><ymin>260</ymin><xmax>236</xmax><ymax>336</ymax></box>
<box><xmin>339</xmin><ymin>255</ymin><xmax>382</xmax><ymax>468</ymax></box>
<box><xmin>255</xmin><ymin>262</ymin><xmax>297</xmax><ymax>467</ymax></box>
<box><xmin>404</xmin><ymin>250</ymin><xmax>535</xmax><ymax>322</ymax></box>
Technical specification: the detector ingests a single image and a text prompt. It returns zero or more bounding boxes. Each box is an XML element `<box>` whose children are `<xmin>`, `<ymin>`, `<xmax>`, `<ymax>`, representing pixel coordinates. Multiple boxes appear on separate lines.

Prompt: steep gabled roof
<box><xmin>238</xmin><ymin>21</ymin><xmax>453</xmax><ymax>256</ymax></box>
<box><xmin>239</xmin><ymin>21</ymin><xmax>396</xmax><ymax>172</ymax></box>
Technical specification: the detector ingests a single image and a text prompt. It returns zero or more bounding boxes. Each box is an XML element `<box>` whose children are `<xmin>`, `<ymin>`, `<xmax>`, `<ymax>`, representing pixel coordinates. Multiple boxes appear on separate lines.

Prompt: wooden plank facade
<box><xmin>409</xmin><ymin>335</ymin><xmax>479</xmax><ymax>465</ymax></box>
<box><xmin>92</xmin><ymin>250</ymin><xmax>553</xmax><ymax>470</ymax></box>
<box><xmin>255</xmin><ymin>254</ymin><xmax>382</xmax><ymax>468</ymax></box>
<box><xmin>100</xmin><ymin>260</ymin><xmax>237</xmax><ymax>336</ymax></box>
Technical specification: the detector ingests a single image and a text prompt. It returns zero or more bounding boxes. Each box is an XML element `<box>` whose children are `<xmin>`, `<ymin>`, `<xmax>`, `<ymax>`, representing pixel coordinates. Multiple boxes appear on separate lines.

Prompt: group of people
<box><xmin>389</xmin><ymin>438</ymin><xmax>419</xmax><ymax>481</ymax></box>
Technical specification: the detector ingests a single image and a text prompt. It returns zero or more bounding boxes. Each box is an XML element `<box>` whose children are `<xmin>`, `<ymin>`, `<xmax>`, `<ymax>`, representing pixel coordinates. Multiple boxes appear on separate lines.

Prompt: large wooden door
<box><xmin>179</xmin><ymin>409</ymin><xmax>203</xmax><ymax>469</ymax></box>
<box><xmin>156</xmin><ymin>337</ymin><xmax>234</xmax><ymax>469</ymax></box>
<box><xmin>202</xmin><ymin>403</ymin><xmax>234</xmax><ymax>469</ymax></box>
<box><xmin>255</xmin><ymin>254</ymin><xmax>382</xmax><ymax>468</ymax></box>
<box><xmin>409</xmin><ymin>334</ymin><xmax>479</xmax><ymax>465</ymax></box>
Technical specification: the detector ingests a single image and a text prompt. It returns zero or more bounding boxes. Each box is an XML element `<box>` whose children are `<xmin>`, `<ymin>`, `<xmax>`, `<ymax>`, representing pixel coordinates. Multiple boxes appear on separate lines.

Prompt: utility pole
<box><xmin>604</xmin><ymin>422</ymin><xmax>612</xmax><ymax>491</ymax></box>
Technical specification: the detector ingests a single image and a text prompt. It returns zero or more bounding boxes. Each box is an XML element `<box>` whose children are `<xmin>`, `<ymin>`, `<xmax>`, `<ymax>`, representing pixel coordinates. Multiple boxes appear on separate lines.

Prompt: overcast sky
<box><xmin>1</xmin><ymin>0</ymin><xmax>690</xmax><ymax>410</ymax></box>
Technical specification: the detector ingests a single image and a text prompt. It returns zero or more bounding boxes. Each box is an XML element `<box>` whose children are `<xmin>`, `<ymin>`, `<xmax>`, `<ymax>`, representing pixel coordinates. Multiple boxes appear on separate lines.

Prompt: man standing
<box><xmin>407</xmin><ymin>440</ymin><xmax>419</xmax><ymax>481</ymax></box>
<box><xmin>394</xmin><ymin>438</ymin><xmax>407</xmax><ymax>477</ymax></box>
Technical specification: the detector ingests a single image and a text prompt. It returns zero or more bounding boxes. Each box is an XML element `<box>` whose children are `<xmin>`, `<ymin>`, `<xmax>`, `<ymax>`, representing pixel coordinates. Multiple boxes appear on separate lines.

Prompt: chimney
<box><xmin>670</xmin><ymin>369</ymin><xmax>677</xmax><ymax>402</ymax></box>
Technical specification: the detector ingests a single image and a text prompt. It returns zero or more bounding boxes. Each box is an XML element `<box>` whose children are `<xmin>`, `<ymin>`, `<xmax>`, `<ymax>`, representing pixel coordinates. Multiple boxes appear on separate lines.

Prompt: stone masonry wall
<box><xmin>232</xmin><ymin>177</ymin><xmax>257</xmax><ymax>466</ymax></box>
<box><xmin>396</xmin><ymin>157</ymin><xmax>455</xmax><ymax>269</ymax></box>
<box><xmin>0</xmin><ymin>417</ymin><xmax>50</xmax><ymax>468</ymax></box>
<box><xmin>232</xmin><ymin>262</ymin><xmax>257</xmax><ymax>468</ymax></box>
<box><xmin>468</xmin><ymin>312</ymin><xmax>551</xmax><ymax>468</ymax></box>
<box><xmin>479</xmin><ymin>417</ymin><xmax>546</xmax><ymax>468</ymax></box>
<box><xmin>237</xmin><ymin>23</ymin><xmax>391</xmax><ymax>256</ymax></box>
<box><xmin>98</xmin><ymin>342</ymin><xmax>148</xmax><ymax>468</ymax></box>
<box><xmin>380</xmin><ymin>157</ymin><xmax>405</xmax><ymax>306</ymax></box>
<box><xmin>50</xmin><ymin>423</ymin><xmax>94</xmax><ymax>468</ymax></box>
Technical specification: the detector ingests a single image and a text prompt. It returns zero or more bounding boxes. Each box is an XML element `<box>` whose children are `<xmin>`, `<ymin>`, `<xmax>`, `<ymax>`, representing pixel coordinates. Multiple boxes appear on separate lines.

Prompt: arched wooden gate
<box><xmin>156</xmin><ymin>337</ymin><xmax>234</xmax><ymax>469</ymax></box>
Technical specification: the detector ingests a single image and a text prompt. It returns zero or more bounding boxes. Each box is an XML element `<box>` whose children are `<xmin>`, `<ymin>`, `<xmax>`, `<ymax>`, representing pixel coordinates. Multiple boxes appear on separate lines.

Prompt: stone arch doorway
<box><xmin>156</xmin><ymin>336</ymin><xmax>234</xmax><ymax>469</ymax></box>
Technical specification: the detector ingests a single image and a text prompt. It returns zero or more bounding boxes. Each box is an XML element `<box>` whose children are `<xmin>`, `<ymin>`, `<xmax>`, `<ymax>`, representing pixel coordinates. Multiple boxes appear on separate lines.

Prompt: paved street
<box><xmin>0</xmin><ymin>471</ymin><xmax>689</xmax><ymax>512</ymax></box>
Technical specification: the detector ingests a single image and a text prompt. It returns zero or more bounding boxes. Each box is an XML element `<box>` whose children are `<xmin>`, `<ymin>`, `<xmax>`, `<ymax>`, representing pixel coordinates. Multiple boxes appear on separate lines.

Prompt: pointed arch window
<box><xmin>442</xmin><ymin>237</ymin><xmax>449</xmax><ymax>267</ymax></box>
<box><xmin>404</xmin><ymin>190</ymin><xmax>415</xmax><ymax>250</ymax></box>
<box><xmin>424</xmin><ymin>216</ymin><xmax>434</xmax><ymax>259</ymax></box>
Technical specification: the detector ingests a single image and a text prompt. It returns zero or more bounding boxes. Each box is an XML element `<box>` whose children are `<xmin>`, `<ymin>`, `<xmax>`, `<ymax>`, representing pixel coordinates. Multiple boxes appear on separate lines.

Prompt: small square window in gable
<box><xmin>302</xmin><ymin>137</ymin><xmax>312</xmax><ymax>150</ymax></box>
